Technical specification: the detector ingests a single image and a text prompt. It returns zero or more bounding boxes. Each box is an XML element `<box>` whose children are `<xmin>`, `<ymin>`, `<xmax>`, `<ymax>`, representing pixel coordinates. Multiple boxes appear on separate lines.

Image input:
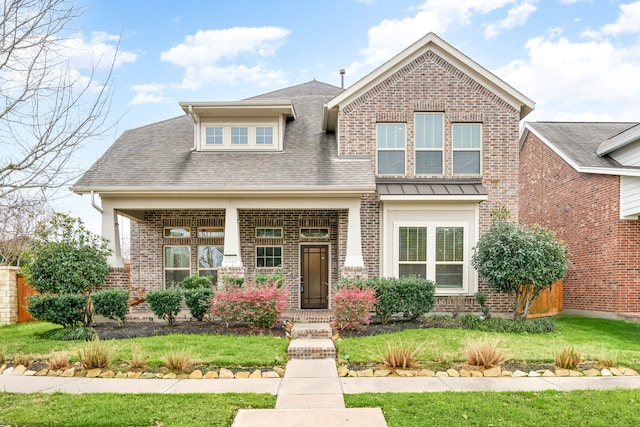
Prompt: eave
<box><xmin>179</xmin><ymin>101</ymin><xmax>296</xmax><ymax>119</ymax></box>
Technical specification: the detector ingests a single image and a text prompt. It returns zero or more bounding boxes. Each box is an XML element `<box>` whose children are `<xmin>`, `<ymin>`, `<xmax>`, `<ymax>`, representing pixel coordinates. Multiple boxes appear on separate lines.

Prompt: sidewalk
<box><xmin>1</xmin><ymin>368</ymin><xmax>638</xmax><ymax>395</ymax></box>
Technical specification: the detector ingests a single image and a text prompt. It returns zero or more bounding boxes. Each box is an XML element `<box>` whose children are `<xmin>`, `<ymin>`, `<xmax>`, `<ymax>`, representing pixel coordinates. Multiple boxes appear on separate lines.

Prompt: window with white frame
<box><xmin>452</xmin><ymin>123</ymin><xmax>481</xmax><ymax>175</ymax></box>
<box><xmin>198</xmin><ymin>245</ymin><xmax>223</xmax><ymax>282</ymax></box>
<box><xmin>377</xmin><ymin>123</ymin><xmax>406</xmax><ymax>175</ymax></box>
<box><xmin>396</xmin><ymin>224</ymin><xmax>466</xmax><ymax>289</ymax></box>
<box><xmin>201</xmin><ymin>120</ymin><xmax>279</xmax><ymax>150</ymax></box>
<box><xmin>164</xmin><ymin>246</ymin><xmax>190</xmax><ymax>287</ymax></box>
<box><xmin>415</xmin><ymin>113</ymin><xmax>443</xmax><ymax>175</ymax></box>
<box><xmin>197</xmin><ymin>227</ymin><xmax>224</xmax><ymax>238</ymax></box>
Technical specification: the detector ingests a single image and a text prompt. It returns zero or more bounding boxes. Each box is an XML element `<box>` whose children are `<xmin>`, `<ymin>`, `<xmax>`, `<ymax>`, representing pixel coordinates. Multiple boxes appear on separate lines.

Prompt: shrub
<box><xmin>92</xmin><ymin>289</ymin><xmax>129</xmax><ymax>326</ymax></box>
<box><xmin>181</xmin><ymin>274</ymin><xmax>213</xmax><ymax>290</ymax></box>
<box><xmin>162</xmin><ymin>348</ymin><xmax>195</xmax><ymax>372</ymax></box>
<box><xmin>379</xmin><ymin>341</ymin><xmax>424</xmax><ymax>369</ymax></box>
<box><xmin>183</xmin><ymin>287</ymin><xmax>214</xmax><ymax>321</ymax></box>
<box><xmin>555</xmin><ymin>346</ymin><xmax>581</xmax><ymax>369</ymax></box>
<box><xmin>48</xmin><ymin>352</ymin><xmax>70</xmax><ymax>370</ymax></box>
<box><xmin>129</xmin><ymin>349</ymin><xmax>147</xmax><ymax>370</ymax></box>
<box><xmin>27</xmin><ymin>294</ymin><xmax>88</xmax><ymax>328</ymax></box>
<box><xmin>332</xmin><ymin>284</ymin><xmax>377</xmax><ymax>331</ymax></box>
<box><xmin>211</xmin><ymin>282</ymin><xmax>286</xmax><ymax>328</ymax></box>
<box><xmin>464</xmin><ymin>337</ymin><xmax>505</xmax><ymax>368</ymax></box>
<box><xmin>146</xmin><ymin>288</ymin><xmax>182</xmax><ymax>326</ymax></box>
<box><xmin>458</xmin><ymin>313</ymin><xmax>482</xmax><ymax>329</ymax></box>
<box><xmin>483</xmin><ymin>317</ymin><xmax>556</xmax><ymax>334</ymax></box>
<box><xmin>255</xmin><ymin>269</ymin><xmax>284</xmax><ymax>288</ymax></box>
<box><xmin>367</xmin><ymin>276</ymin><xmax>435</xmax><ymax>323</ymax></box>
<box><xmin>78</xmin><ymin>339</ymin><xmax>111</xmax><ymax>369</ymax></box>
<box><xmin>221</xmin><ymin>276</ymin><xmax>244</xmax><ymax>289</ymax></box>
<box><xmin>13</xmin><ymin>353</ymin><xmax>31</xmax><ymax>367</ymax></box>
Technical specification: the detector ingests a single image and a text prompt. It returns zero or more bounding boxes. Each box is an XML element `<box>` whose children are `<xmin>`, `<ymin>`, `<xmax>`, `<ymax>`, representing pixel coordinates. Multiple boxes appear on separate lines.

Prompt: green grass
<box><xmin>0</xmin><ymin>322</ymin><xmax>288</xmax><ymax>368</ymax></box>
<box><xmin>336</xmin><ymin>316</ymin><xmax>640</xmax><ymax>368</ymax></box>
<box><xmin>345</xmin><ymin>390</ymin><xmax>640</xmax><ymax>427</ymax></box>
<box><xmin>0</xmin><ymin>392</ymin><xmax>275</xmax><ymax>427</ymax></box>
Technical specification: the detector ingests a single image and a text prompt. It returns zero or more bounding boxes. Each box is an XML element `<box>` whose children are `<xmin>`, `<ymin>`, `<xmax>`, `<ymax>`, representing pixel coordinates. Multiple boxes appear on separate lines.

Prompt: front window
<box><xmin>256</xmin><ymin>246</ymin><xmax>282</xmax><ymax>267</ymax></box>
<box><xmin>377</xmin><ymin>123</ymin><xmax>405</xmax><ymax>175</ymax></box>
<box><xmin>231</xmin><ymin>127</ymin><xmax>248</xmax><ymax>145</ymax></box>
<box><xmin>435</xmin><ymin>227</ymin><xmax>464</xmax><ymax>288</ymax></box>
<box><xmin>256</xmin><ymin>228</ymin><xmax>282</xmax><ymax>238</ymax></box>
<box><xmin>453</xmin><ymin>124</ymin><xmax>481</xmax><ymax>175</ymax></box>
<box><xmin>399</xmin><ymin>226</ymin><xmax>427</xmax><ymax>278</ymax></box>
<box><xmin>415</xmin><ymin>113</ymin><xmax>443</xmax><ymax>175</ymax></box>
<box><xmin>205</xmin><ymin>127</ymin><xmax>223</xmax><ymax>145</ymax></box>
<box><xmin>198</xmin><ymin>227</ymin><xmax>224</xmax><ymax>238</ymax></box>
<box><xmin>164</xmin><ymin>246</ymin><xmax>190</xmax><ymax>287</ymax></box>
<box><xmin>256</xmin><ymin>127</ymin><xmax>273</xmax><ymax>145</ymax></box>
<box><xmin>198</xmin><ymin>245</ymin><xmax>223</xmax><ymax>282</ymax></box>
<box><xmin>164</xmin><ymin>227</ymin><xmax>190</xmax><ymax>238</ymax></box>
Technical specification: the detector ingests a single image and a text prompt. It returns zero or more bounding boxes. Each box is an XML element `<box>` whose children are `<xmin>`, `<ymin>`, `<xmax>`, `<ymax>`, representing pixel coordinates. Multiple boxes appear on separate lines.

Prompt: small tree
<box><xmin>471</xmin><ymin>206</ymin><xmax>569</xmax><ymax>320</ymax></box>
<box><xmin>21</xmin><ymin>213</ymin><xmax>111</xmax><ymax>327</ymax></box>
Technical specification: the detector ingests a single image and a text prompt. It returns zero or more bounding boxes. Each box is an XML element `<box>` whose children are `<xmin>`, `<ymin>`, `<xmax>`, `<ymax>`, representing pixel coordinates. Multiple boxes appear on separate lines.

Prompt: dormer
<box><xmin>180</xmin><ymin>100</ymin><xmax>296</xmax><ymax>152</ymax></box>
<box><xmin>596</xmin><ymin>123</ymin><xmax>640</xmax><ymax>167</ymax></box>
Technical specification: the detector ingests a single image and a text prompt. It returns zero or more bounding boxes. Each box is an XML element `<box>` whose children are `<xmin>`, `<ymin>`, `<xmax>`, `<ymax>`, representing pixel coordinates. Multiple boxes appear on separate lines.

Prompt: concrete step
<box><xmin>291</xmin><ymin>322</ymin><xmax>333</xmax><ymax>339</ymax></box>
<box><xmin>232</xmin><ymin>408</ymin><xmax>388</xmax><ymax>427</ymax></box>
<box><xmin>287</xmin><ymin>338</ymin><xmax>336</xmax><ymax>359</ymax></box>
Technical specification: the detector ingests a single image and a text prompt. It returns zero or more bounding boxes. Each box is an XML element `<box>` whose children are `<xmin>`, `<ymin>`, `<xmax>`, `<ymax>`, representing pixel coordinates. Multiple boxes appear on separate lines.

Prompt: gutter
<box><xmin>91</xmin><ymin>190</ymin><xmax>103</xmax><ymax>214</ymax></box>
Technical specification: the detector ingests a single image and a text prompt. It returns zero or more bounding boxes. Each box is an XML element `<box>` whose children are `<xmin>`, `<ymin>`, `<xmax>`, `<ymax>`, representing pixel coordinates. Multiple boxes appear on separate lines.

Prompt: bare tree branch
<box><xmin>0</xmin><ymin>0</ymin><xmax>117</xmax><ymax>199</ymax></box>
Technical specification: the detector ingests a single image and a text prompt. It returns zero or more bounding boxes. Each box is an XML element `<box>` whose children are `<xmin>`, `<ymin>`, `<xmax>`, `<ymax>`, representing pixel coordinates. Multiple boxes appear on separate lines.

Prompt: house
<box><xmin>520</xmin><ymin>122</ymin><xmax>640</xmax><ymax>318</ymax></box>
<box><xmin>72</xmin><ymin>32</ymin><xmax>534</xmax><ymax>315</ymax></box>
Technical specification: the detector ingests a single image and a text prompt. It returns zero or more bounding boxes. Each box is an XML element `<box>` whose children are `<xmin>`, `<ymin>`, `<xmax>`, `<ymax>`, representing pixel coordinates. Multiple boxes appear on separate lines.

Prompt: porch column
<box><xmin>102</xmin><ymin>206</ymin><xmax>123</xmax><ymax>268</ymax></box>
<box><xmin>344</xmin><ymin>200</ymin><xmax>365</xmax><ymax>268</ymax></box>
<box><xmin>222</xmin><ymin>206</ymin><xmax>243</xmax><ymax>267</ymax></box>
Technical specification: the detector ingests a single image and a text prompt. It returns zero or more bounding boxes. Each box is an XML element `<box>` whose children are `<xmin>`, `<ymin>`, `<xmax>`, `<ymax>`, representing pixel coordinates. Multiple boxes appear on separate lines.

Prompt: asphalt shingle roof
<box><xmin>72</xmin><ymin>81</ymin><xmax>375</xmax><ymax>193</ymax></box>
<box><xmin>526</xmin><ymin>121</ymin><xmax>639</xmax><ymax>169</ymax></box>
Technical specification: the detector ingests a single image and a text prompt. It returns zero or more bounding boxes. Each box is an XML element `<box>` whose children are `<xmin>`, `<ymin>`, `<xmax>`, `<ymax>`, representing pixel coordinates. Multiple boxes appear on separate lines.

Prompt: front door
<box><xmin>300</xmin><ymin>245</ymin><xmax>329</xmax><ymax>309</ymax></box>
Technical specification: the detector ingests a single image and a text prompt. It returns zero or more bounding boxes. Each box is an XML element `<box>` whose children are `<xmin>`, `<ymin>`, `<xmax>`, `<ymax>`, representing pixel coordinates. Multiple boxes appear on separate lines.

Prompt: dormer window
<box><xmin>180</xmin><ymin>100</ymin><xmax>296</xmax><ymax>152</ymax></box>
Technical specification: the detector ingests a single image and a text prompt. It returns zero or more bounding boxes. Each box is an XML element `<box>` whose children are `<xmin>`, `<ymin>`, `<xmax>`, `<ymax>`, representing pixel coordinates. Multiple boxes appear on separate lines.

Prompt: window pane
<box><xmin>256</xmin><ymin>246</ymin><xmax>282</xmax><ymax>267</ymax></box>
<box><xmin>436</xmin><ymin>227</ymin><xmax>464</xmax><ymax>261</ymax></box>
<box><xmin>205</xmin><ymin>127</ymin><xmax>223</xmax><ymax>145</ymax></box>
<box><xmin>256</xmin><ymin>228</ymin><xmax>282</xmax><ymax>237</ymax></box>
<box><xmin>300</xmin><ymin>228</ymin><xmax>329</xmax><ymax>238</ymax></box>
<box><xmin>165</xmin><ymin>270</ymin><xmax>190</xmax><ymax>287</ymax></box>
<box><xmin>199</xmin><ymin>270</ymin><xmax>218</xmax><ymax>284</ymax></box>
<box><xmin>399</xmin><ymin>227</ymin><xmax>426</xmax><ymax>262</ymax></box>
<box><xmin>378</xmin><ymin>151</ymin><xmax>405</xmax><ymax>174</ymax></box>
<box><xmin>453</xmin><ymin>151</ymin><xmax>480</xmax><ymax>174</ymax></box>
<box><xmin>416</xmin><ymin>151</ymin><xmax>443</xmax><ymax>174</ymax></box>
<box><xmin>377</xmin><ymin>124</ymin><xmax>405</xmax><ymax>149</ymax></box>
<box><xmin>165</xmin><ymin>246</ymin><xmax>190</xmax><ymax>268</ymax></box>
<box><xmin>436</xmin><ymin>265</ymin><xmax>463</xmax><ymax>288</ymax></box>
<box><xmin>197</xmin><ymin>227</ymin><xmax>224</xmax><ymax>238</ymax></box>
<box><xmin>415</xmin><ymin>113</ymin><xmax>443</xmax><ymax>148</ymax></box>
<box><xmin>399</xmin><ymin>264</ymin><xmax>426</xmax><ymax>278</ymax></box>
<box><xmin>231</xmin><ymin>127</ymin><xmax>248</xmax><ymax>144</ymax></box>
<box><xmin>453</xmin><ymin>124</ymin><xmax>481</xmax><ymax>148</ymax></box>
<box><xmin>256</xmin><ymin>127</ymin><xmax>273</xmax><ymax>144</ymax></box>
<box><xmin>198</xmin><ymin>246</ymin><xmax>223</xmax><ymax>269</ymax></box>
<box><xmin>164</xmin><ymin>227</ymin><xmax>190</xmax><ymax>238</ymax></box>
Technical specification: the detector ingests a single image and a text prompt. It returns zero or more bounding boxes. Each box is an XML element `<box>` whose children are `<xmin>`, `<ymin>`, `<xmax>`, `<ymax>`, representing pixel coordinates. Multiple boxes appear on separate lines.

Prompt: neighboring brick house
<box><xmin>72</xmin><ymin>33</ymin><xmax>534</xmax><ymax>315</ymax></box>
<box><xmin>520</xmin><ymin>122</ymin><xmax>640</xmax><ymax>318</ymax></box>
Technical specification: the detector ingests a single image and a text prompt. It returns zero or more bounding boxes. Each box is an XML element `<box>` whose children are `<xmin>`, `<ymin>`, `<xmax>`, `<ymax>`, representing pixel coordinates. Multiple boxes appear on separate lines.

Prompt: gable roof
<box><xmin>521</xmin><ymin>121</ymin><xmax>640</xmax><ymax>176</ymax></box>
<box><xmin>71</xmin><ymin>80</ymin><xmax>375</xmax><ymax>196</ymax></box>
<box><xmin>323</xmin><ymin>32</ymin><xmax>535</xmax><ymax>131</ymax></box>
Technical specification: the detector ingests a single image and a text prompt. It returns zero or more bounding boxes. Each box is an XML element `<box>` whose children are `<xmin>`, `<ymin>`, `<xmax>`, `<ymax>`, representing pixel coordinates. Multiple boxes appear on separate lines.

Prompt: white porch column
<box><xmin>344</xmin><ymin>200</ymin><xmax>365</xmax><ymax>268</ymax></box>
<box><xmin>102</xmin><ymin>206</ymin><xmax>123</xmax><ymax>268</ymax></box>
<box><xmin>222</xmin><ymin>205</ymin><xmax>243</xmax><ymax>267</ymax></box>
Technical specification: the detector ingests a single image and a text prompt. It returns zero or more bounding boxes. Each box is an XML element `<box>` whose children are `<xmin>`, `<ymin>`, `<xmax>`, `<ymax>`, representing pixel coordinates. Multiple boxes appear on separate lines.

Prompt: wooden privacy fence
<box><xmin>528</xmin><ymin>280</ymin><xmax>563</xmax><ymax>318</ymax></box>
<box><xmin>17</xmin><ymin>274</ymin><xmax>37</xmax><ymax>323</ymax></box>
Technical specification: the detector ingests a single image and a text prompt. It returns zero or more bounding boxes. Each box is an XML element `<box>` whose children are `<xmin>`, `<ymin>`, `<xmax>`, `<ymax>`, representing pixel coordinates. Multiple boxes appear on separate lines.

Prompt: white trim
<box><xmin>452</xmin><ymin>123</ymin><xmax>482</xmax><ymax>176</ymax></box>
<box><xmin>199</xmin><ymin>118</ymin><xmax>281</xmax><ymax>151</ymax></box>
<box><xmin>415</xmin><ymin>112</ymin><xmax>444</xmax><ymax>176</ymax></box>
<box><xmin>597</xmin><ymin>124</ymin><xmax>640</xmax><ymax>155</ymax></box>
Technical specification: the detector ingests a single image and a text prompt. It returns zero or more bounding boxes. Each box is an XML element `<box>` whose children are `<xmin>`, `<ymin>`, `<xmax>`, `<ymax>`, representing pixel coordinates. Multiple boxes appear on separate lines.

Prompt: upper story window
<box><xmin>203</xmin><ymin>123</ymin><xmax>276</xmax><ymax>149</ymax></box>
<box><xmin>377</xmin><ymin>123</ymin><xmax>406</xmax><ymax>175</ymax></box>
<box><xmin>415</xmin><ymin>113</ymin><xmax>443</xmax><ymax>175</ymax></box>
<box><xmin>452</xmin><ymin>123</ymin><xmax>481</xmax><ymax>175</ymax></box>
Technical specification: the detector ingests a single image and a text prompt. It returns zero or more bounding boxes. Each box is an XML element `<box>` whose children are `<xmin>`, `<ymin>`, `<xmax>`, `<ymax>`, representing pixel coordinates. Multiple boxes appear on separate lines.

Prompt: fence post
<box><xmin>0</xmin><ymin>266</ymin><xmax>19</xmax><ymax>326</ymax></box>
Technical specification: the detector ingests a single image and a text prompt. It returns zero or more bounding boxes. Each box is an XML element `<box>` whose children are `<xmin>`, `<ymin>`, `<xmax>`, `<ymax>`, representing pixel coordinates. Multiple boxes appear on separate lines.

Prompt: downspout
<box><xmin>188</xmin><ymin>105</ymin><xmax>199</xmax><ymax>152</ymax></box>
<box><xmin>91</xmin><ymin>190</ymin><xmax>103</xmax><ymax>214</ymax></box>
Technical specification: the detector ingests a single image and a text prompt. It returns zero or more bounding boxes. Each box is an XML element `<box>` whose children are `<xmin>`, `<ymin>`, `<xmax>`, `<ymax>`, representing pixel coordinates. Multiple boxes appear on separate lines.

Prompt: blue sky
<box><xmin>55</xmin><ymin>0</ymin><xmax>640</xmax><ymax>230</ymax></box>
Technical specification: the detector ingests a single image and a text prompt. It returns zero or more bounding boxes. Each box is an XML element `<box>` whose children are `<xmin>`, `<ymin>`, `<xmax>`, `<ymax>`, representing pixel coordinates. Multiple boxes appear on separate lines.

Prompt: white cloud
<box><xmin>60</xmin><ymin>32</ymin><xmax>138</xmax><ymax>70</ymax></box>
<box><xmin>601</xmin><ymin>1</ymin><xmax>640</xmax><ymax>35</ymax></box>
<box><xmin>497</xmin><ymin>33</ymin><xmax>640</xmax><ymax>121</ymax></box>
<box><xmin>130</xmin><ymin>83</ymin><xmax>173</xmax><ymax>105</ymax></box>
<box><xmin>484</xmin><ymin>0</ymin><xmax>538</xmax><ymax>39</ymax></box>
<box><xmin>348</xmin><ymin>0</ymin><xmax>519</xmax><ymax>76</ymax></box>
<box><xmin>160</xmin><ymin>26</ymin><xmax>290</xmax><ymax>90</ymax></box>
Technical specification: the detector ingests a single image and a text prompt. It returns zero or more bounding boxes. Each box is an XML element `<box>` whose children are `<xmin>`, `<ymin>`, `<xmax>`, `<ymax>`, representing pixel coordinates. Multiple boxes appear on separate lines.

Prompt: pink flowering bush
<box><xmin>211</xmin><ymin>281</ymin><xmax>286</xmax><ymax>328</ymax></box>
<box><xmin>332</xmin><ymin>285</ymin><xmax>378</xmax><ymax>331</ymax></box>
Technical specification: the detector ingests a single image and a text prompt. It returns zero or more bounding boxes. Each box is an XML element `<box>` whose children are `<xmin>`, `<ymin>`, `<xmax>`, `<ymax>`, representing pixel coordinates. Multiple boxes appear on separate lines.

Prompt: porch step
<box><xmin>283</xmin><ymin>309</ymin><xmax>334</xmax><ymax>323</ymax></box>
<box><xmin>291</xmin><ymin>322</ymin><xmax>333</xmax><ymax>339</ymax></box>
<box><xmin>287</xmin><ymin>339</ymin><xmax>336</xmax><ymax>359</ymax></box>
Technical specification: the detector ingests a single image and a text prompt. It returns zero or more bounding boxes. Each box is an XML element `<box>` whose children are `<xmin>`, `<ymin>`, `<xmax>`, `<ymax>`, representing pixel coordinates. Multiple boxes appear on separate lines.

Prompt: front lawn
<box><xmin>335</xmin><ymin>316</ymin><xmax>640</xmax><ymax>369</ymax></box>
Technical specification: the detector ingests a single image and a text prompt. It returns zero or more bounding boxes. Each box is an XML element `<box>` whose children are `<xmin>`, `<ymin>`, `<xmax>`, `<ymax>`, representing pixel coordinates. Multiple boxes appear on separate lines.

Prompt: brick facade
<box><xmin>519</xmin><ymin>131</ymin><xmax>640</xmax><ymax>314</ymax></box>
<box><xmin>337</xmin><ymin>50</ymin><xmax>521</xmax><ymax>313</ymax></box>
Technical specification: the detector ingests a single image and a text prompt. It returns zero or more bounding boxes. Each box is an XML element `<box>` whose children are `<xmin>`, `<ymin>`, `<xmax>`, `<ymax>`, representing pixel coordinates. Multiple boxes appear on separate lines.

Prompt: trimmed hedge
<box><xmin>146</xmin><ymin>288</ymin><xmax>182</xmax><ymax>326</ymax></box>
<box><xmin>27</xmin><ymin>294</ymin><xmax>88</xmax><ymax>328</ymax></box>
<box><xmin>92</xmin><ymin>289</ymin><xmax>129</xmax><ymax>326</ymax></box>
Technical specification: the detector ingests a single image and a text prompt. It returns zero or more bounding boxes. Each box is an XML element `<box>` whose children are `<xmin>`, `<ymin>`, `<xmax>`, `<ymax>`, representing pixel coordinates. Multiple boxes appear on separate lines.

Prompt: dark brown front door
<box><xmin>300</xmin><ymin>245</ymin><xmax>329</xmax><ymax>309</ymax></box>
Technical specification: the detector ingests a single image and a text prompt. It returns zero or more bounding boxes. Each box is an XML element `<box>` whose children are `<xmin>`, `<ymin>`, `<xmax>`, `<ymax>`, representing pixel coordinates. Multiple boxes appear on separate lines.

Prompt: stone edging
<box><xmin>338</xmin><ymin>365</ymin><xmax>639</xmax><ymax>378</ymax></box>
<box><xmin>0</xmin><ymin>363</ymin><xmax>284</xmax><ymax>380</ymax></box>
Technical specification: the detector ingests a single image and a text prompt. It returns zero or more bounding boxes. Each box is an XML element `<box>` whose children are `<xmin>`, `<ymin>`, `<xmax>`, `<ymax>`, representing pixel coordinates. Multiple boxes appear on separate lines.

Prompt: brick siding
<box><xmin>519</xmin><ymin>131</ymin><xmax>640</xmax><ymax>313</ymax></box>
